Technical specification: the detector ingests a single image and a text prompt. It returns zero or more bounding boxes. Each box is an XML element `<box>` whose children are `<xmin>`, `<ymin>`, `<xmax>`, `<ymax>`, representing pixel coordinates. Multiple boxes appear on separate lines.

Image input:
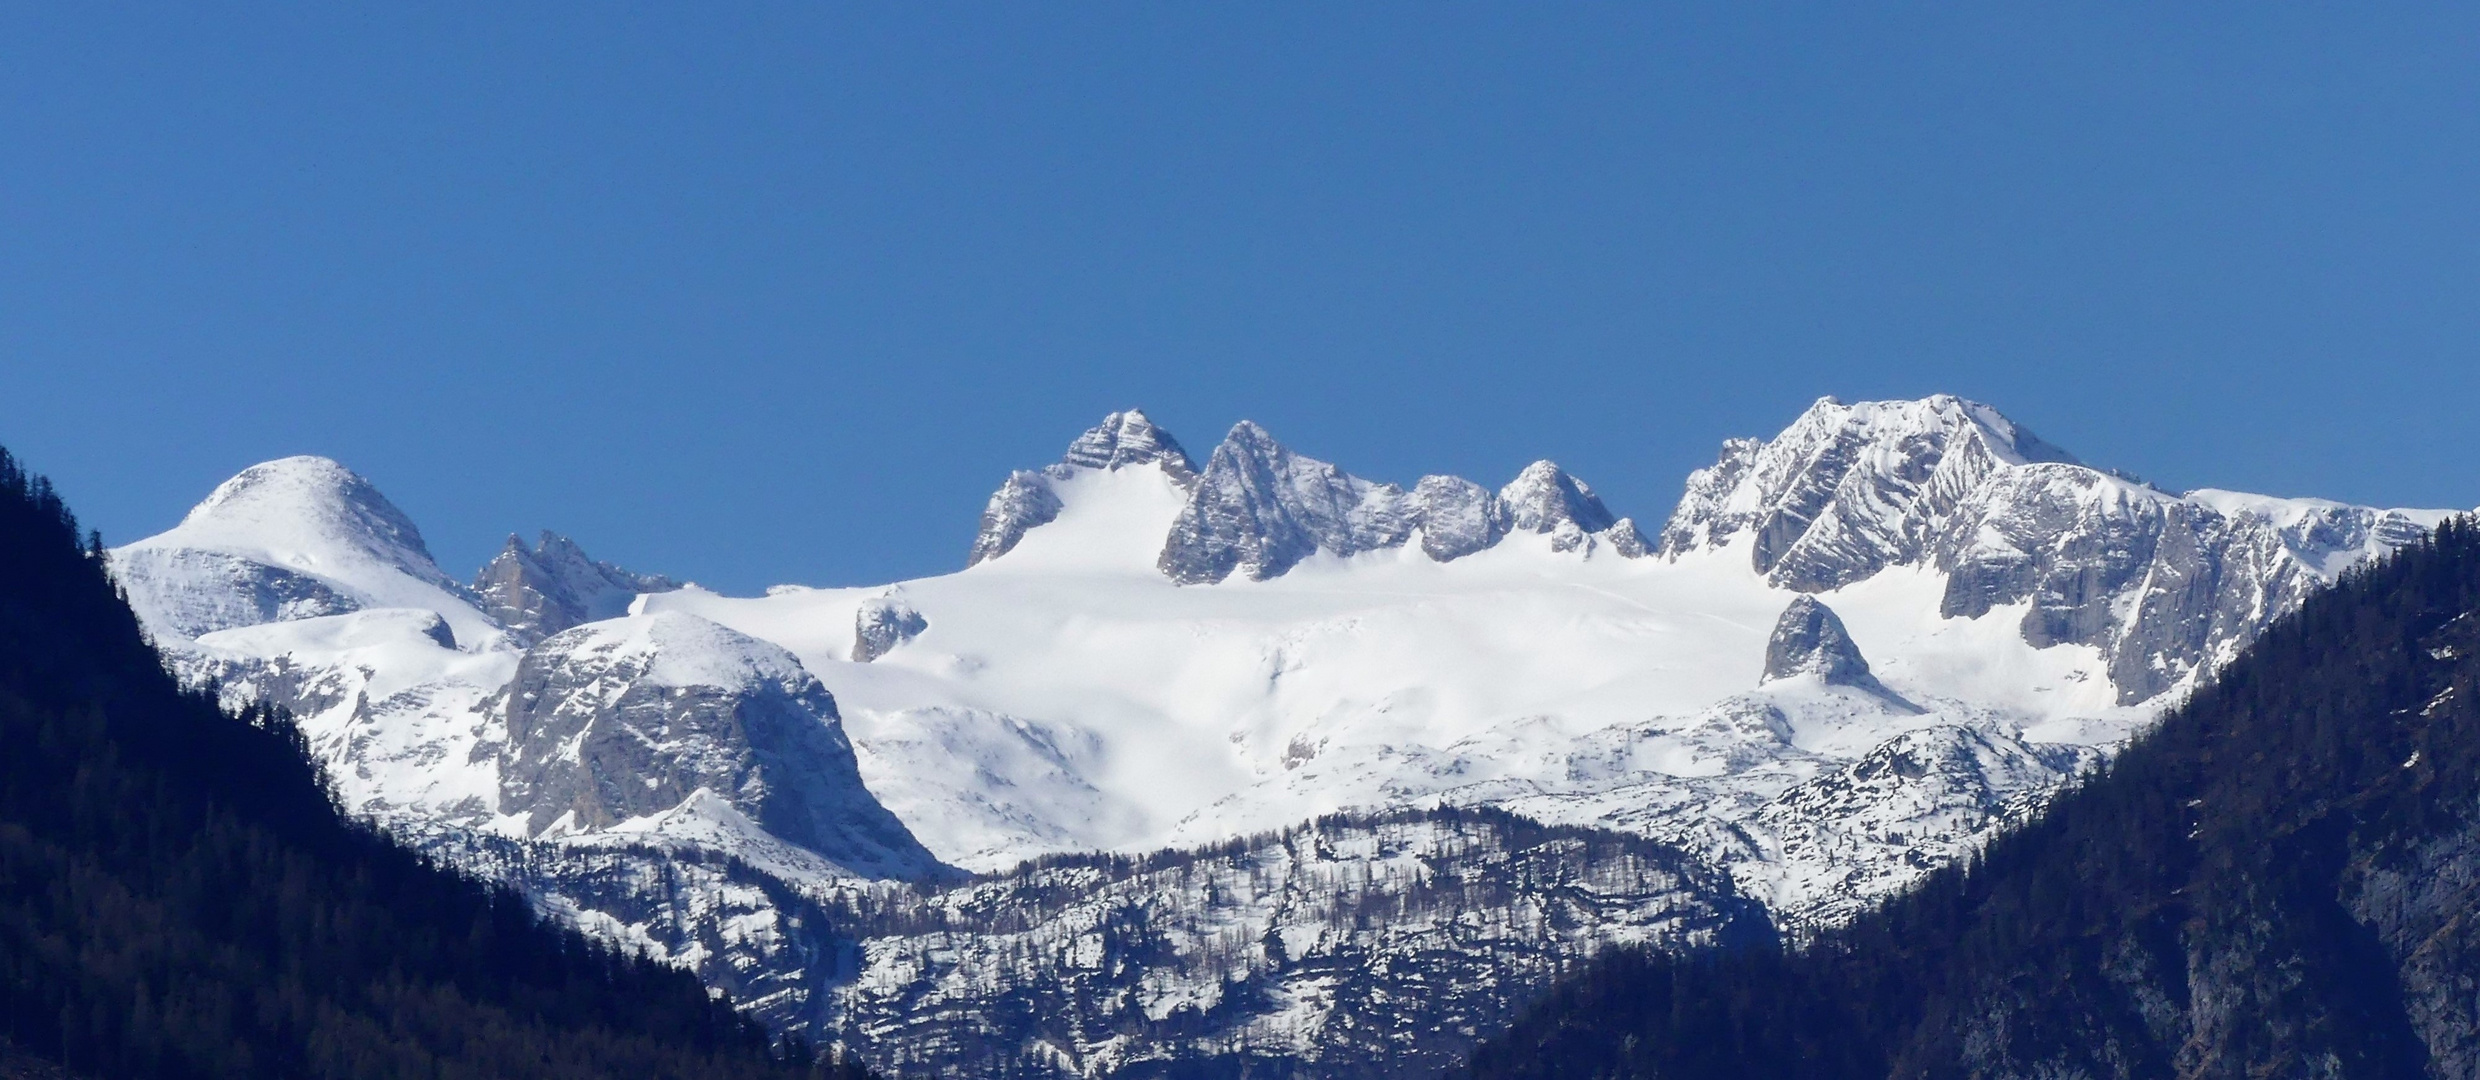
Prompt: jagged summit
<box><xmin>1657</xmin><ymin>394</ymin><xmax>2452</xmax><ymax>702</ymax></box>
<box><xmin>472</xmin><ymin>530</ymin><xmax>679</xmax><ymax>645</ymax></box>
<box><xmin>1157</xmin><ymin>421</ymin><xmax>1417</xmax><ymax>584</ymax></box>
<box><xmin>1500</xmin><ymin>460</ymin><xmax>1628</xmax><ymax>554</ymax></box>
<box><xmin>1059</xmin><ymin>408</ymin><xmax>1195</xmax><ymax>480</ymax></box>
<box><xmin>1155</xmin><ymin>427</ymin><xmax>1655</xmax><ymax>583</ymax></box>
<box><xmin>1656</xmin><ymin>395</ymin><xmax>2081</xmax><ymax>588</ymax></box>
<box><xmin>1502</xmin><ymin>461</ymin><xmax>1617</xmax><ymax>535</ymax></box>
<box><xmin>969</xmin><ymin>408</ymin><xmax>1197</xmax><ymax>567</ymax></box>
<box><xmin>974</xmin><ymin>413</ymin><xmax>1658</xmax><ymax>578</ymax></box>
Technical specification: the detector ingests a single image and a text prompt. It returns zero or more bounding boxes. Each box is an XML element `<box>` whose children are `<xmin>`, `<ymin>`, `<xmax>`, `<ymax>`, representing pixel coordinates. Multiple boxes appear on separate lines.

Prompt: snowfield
<box><xmin>102</xmin><ymin>395</ymin><xmax>2463</xmax><ymax>1076</ymax></box>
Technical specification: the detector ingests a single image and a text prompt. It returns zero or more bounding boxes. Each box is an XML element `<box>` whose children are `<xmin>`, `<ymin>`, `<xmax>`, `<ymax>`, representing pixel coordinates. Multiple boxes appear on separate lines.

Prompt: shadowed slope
<box><xmin>0</xmin><ymin>447</ymin><xmax>864</xmax><ymax>1080</ymax></box>
<box><xmin>1469</xmin><ymin>516</ymin><xmax>2480</xmax><ymax>1079</ymax></box>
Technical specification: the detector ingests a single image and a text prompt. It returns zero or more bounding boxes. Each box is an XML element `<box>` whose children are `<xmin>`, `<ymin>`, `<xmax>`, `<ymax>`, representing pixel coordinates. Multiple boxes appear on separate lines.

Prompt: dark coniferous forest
<box><xmin>1467</xmin><ymin>517</ymin><xmax>2480</xmax><ymax>1079</ymax></box>
<box><xmin>0</xmin><ymin>448</ymin><xmax>866</xmax><ymax>1079</ymax></box>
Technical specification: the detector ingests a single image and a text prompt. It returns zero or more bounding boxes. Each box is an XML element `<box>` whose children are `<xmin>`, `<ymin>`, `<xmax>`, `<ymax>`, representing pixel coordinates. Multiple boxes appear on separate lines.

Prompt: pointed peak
<box><xmin>471</xmin><ymin>530</ymin><xmax>678</xmax><ymax>643</ymax></box>
<box><xmin>1500</xmin><ymin>460</ymin><xmax>1617</xmax><ymax>535</ymax></box>
<box><xmin>1783</xmin><ymin>395</ymin><xmax>2079</xmax><ymax>468</ymax></box>
<box><xmin>1222</xmin><ymin>419</ymin><xmax>1279</xmax><ymax>448</ymax></box>
<box><xmin>1058</xmin><ymin>409</ymin><xmax>1195</xmax><ymax>478</ymax></box>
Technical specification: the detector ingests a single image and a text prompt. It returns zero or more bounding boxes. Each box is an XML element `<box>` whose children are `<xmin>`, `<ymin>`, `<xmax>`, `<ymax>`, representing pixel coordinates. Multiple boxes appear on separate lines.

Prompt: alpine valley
<box><xmin>104</xmin><ymin>396</ymin><xmax>2459</xmax><ymax>1079</ymax></box>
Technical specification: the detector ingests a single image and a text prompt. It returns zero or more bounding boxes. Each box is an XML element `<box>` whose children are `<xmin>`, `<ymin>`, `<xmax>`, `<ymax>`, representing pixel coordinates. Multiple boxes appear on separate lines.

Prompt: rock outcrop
<box><xmin>497</xmin><ymin>611</ymin><xmax>939</xmax><ymax>879</ymax></box>
<box><xmin>1158</xmin><ymin>421</ymin><xmax>1417</xmax><ymax>583</ymax></box>
<box><xmin>851</xmin><ymin>595</ymin><xmax>927</xmax><ymax>662</ymax></box>
<box><xmin>1761</xmin><ymin>596</ymin><xmax>1892</xmax><ymax>699</ymax></box>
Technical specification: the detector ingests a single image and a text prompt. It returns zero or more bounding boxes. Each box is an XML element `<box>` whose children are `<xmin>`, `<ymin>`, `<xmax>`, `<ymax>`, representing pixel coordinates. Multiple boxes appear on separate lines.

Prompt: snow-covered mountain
<box><xmin>105</xmin><ymin>396</ymin><xmax>2459</xmax><ymax>1078</ymax></box>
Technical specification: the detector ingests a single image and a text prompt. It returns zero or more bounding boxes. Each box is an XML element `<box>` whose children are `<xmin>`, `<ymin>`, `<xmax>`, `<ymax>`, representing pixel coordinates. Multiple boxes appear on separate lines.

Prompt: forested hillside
<box><xmin>1467</xmin><ymin>517</ymin><xmax>2480</xmax><ymax>1078</ymax></box>
<box><xmin>0</xmin><ymin>449</ymin><xmax>860</xmax><ymax>1080</ymax></box>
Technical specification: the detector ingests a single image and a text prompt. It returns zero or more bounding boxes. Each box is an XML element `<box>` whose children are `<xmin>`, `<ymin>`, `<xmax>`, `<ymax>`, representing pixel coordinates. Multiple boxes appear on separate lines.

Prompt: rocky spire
<box><xmin>1501</xmin><ymin>461</ymin><xmax>1618</xmax><ymax>534</ymax></box>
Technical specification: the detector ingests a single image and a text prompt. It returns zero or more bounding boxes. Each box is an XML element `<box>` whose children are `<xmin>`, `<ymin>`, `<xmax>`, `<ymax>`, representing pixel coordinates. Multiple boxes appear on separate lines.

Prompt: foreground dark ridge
<box><xmin>1467</xmin><ymin>516</ymin><xmax>2480</xmax><ymax>1079</ymax></box>
<box><xmin>0</xmin><ymin>449</ymin><xmax>864</xmax><ymax>1080</ymax></box>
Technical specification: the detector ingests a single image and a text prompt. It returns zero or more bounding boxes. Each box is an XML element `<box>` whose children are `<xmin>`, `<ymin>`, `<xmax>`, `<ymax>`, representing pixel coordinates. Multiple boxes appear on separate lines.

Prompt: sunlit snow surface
<box><xmin>104</xmin><ymin>410</ymin><xmax>2458</xmax><ymax>925</ymax></box>
<box><xmin>645</xmin><ymin>462</ymin><xmax>2140</xmax><ymax>896</ymax></box>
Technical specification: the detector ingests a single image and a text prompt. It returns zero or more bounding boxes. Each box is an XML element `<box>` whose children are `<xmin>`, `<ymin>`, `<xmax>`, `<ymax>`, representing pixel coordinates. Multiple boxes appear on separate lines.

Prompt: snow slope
<box><xmin>99</xmin><ymin>397</ymin><xmax>2464</xmax><ymax>1076</ymax></box>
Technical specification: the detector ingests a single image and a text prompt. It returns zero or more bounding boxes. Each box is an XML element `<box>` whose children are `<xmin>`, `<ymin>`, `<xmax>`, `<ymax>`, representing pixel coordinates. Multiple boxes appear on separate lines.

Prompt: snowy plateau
<box><xmin>107</xmin><ymin>396</ymin><xmax>2456</xmax><ymax>1079</ymax></box>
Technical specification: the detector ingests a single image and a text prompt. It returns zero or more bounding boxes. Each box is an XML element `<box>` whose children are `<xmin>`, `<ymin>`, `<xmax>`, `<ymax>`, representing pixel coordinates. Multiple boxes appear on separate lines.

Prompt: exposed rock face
<box><xmin>109</xmin><ymin>548</ymin><xmax>362</xmax><ymax>640</ymax></box>
<box><xmin>1411</xmin><ymin>474</ymin><xmax>1509</xmax><ymax>561</ymax></box>
<box><xmin>1501</xmin><ymin>460</ymin><xmax>1619</xmax><ymax>553</ymax></box>
<box><xmin>1158</xmin><ymin>421</ymin><xmax>1418</xmax><ymax>584</ymax></box>
<box><xmin>471</xmin><ymin>530</ymin><xmax>679</xmax><ymax>644</ymax></box>
<box><xmin>1761</xmin><ymin>596</ymin><xmax>1876</xmax><ymax>688</ymax></box>
<box><xmin>851</xmin><ymin>596</ymin><xmax>927</xmax><ymax>662</ymax></box>
<box><xmin>1657</xmin><ymin>396</ymin><xmax>2081</xmax><ymax>591</ymax></box>
<box><xmin>968</xmin><ymin>410</ymin><xmax>1191</xmax><ymax>567</ymax></box>
<box><xmin>1059</xmin><ymin>408</ymin><xmax>1196</xmax><ymax>479</ymax></box>
<box><xmin>1159</xmin><ymin>430</ymin><xmax>1647</xmax><ymax>583</ymax></box>
<box><xmin>967</xmin><ymin>471</ymin><xmax>1067</xmax><ymax>567</ymax></box>
<box><xmin>1931</xmin><ymin>468</ymin><xmax>2446</xmax><ymax>703</ymax></box>
<box><xmin>497</xmin><ymin>611</ymin><xmax>938</xmax><ymax>879</ymax></box>
<box><xmin>1602</xmin><ymin>518</ymin><xmax>1652</xmax><ymax>558</ymax></box>
<box><xmin>1661</xmin><ymin>396</ymin><xmax>2445</xmax><ymax>702</ymax></box>
<box><xmin>819</xmin><ymin>809</ymin><xmax>1767</xmax><ymax>1079</ymax></box>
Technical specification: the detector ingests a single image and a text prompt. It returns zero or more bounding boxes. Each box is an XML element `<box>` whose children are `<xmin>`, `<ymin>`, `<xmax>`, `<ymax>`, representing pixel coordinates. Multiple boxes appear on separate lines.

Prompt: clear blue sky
<box><xmin>4</xmin><ymin>5</ymin><xmax>2476</xmax><ymax>592</ymax></box>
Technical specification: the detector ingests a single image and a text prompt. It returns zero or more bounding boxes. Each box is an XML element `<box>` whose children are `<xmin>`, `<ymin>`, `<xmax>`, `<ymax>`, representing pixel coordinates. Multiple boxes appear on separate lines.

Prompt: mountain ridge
<box><xmin>1465</xmin><ymin>515</ymin><xmax>2480</xmax><ymax>1080</ymax></box>
<box><xmin>98</xmin><ymin>394</ymin><xmax>2465</xmax><ymax>1078</ymax></box>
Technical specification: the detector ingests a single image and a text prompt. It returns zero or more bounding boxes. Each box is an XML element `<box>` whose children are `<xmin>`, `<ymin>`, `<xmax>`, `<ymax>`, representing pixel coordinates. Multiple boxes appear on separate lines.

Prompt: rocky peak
<box><xmin>1411</xmin><ymin>475</ymin><xmax>1510</xmax><ymax>562</ymax></box>
<box><xmin>1501</xmin><ymin>461</ymin><xmax>1618</xmax><ymax>535</ymax></box>
<box><xmin>1656</xmin><ymin>395</ymin><xmax>2079</xmax><ymax>590</ymax></box>
<box><xmin>1157</xmin><ymin>421</ymin><xmax>1414</xmax><ymax>584</ymax></box>
<box><xmin>967</xmin><ymin>409</ymin><xmax>1193</xmax><ymax>567</ymax></box>
<box><xmin>1499</xmin><ymin>461</ymin><xmax>1625</xmax><ymax>554</ymax></box>
<box><xmin>498</xmin><ymin>611</ymin><xmax>940</xmax><ymax>879</ymax></box>
<box><xmin>1650</xmin><ymin>395</ymin><xmax>2446</xmax><ymax>705</ymax></box>
<box><xmin>1761</xmin><ymin>596</ymin><xmax>1884</xmax><ymax>691</ymax></box>
<box><xmin>1059</xmin><ymin>408</ymin><xmax>1196</xmax><ymax>481</ymax></box>
<box><xmin>472</xmin><ymin>531</ymin><xmax>680</xmax><ymax>645</ymax></box>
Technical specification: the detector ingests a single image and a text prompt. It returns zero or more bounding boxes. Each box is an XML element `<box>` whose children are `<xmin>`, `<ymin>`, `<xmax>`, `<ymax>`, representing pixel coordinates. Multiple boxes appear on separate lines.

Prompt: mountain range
<box><xmin>102</xmin><ymin>395</ymin><xmax>2460</xmax><ymax>1077</ymax></box>
<box><xmin>1467</xmin><ymin>517</ymin><xmax>2480</xmax><ymax>1080</ymax></box>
